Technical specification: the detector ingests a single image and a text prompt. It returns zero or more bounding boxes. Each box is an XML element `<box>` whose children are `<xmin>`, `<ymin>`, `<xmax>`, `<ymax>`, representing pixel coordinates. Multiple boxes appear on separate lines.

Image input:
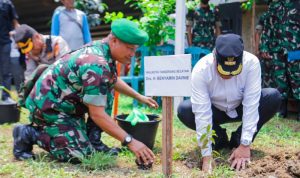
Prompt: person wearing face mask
<box><xmin>13</xmin><ymin>24</ymin><xmax>70</xmax><ymax>80</ymax></box>
<box><xmin>177</xmin><ymin>34</ymin><xmax>281</xmax><ymax>172</ymax></box>
<box><xmin>186</xmin><ymin>0</ymin><xmax>221</xmax><ymax>50</ymax></box>
<box><xmin>12</xmin><ymin>19</ymin><xmax>159</xmax><ymax>165</ymax></box>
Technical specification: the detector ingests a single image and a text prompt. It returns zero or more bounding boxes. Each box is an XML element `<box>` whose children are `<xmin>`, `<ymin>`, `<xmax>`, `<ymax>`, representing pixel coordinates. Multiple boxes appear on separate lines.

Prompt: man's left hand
<box><xmin>138</xmin><ymin>96</ymin><xmax>159</xmax><ymax>109</ymax></box>
<box><xmin>228</xmin><ymin>144</ymin><xmax>251</xmax><ymax>171</ymax></box>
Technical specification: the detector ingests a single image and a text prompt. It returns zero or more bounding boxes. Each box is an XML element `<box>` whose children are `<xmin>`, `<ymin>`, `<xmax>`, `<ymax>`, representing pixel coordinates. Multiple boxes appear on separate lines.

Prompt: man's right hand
<box><xmin>127</xmin><ymin>139</ymin><xmax>155</xmax><ymax>165</ymax></box>
<box><xmin>201</xmin><ymin>156</ymin><xmax>215</xmax><ymax>173</ymax></box>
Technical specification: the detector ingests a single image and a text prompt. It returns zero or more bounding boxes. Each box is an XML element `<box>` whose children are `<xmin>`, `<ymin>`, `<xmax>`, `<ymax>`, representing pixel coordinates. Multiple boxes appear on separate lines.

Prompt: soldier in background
<box><xmin>280</xmin><ymin>0</ymin><xmax>300</xmax><ymax>120</ymax></box>
<box><xmin>259</xmin><ymin>0</ymin><xmax>300</xmax><ymax>120</ymax></box>
<box><xmin>259</xmin><ymin>0</ymin><xmax>285</xmax><ymax>116</ymax></box>
<box><xmin>186</xmin><ymin>0</ymin><xmax>221</xmax><ymax>50</ymax></box>
<box><xmin>255</xmin><ymin>1</ymin><xmax>275</xmax><ymax>89</ymax></box>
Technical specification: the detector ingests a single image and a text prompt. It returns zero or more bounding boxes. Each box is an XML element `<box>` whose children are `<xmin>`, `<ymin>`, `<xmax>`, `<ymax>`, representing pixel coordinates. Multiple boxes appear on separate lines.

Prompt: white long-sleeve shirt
<box><xmin>191</xmin><ymin>51</ymin><xmax>261</xmax><ymax>156</ymax></box>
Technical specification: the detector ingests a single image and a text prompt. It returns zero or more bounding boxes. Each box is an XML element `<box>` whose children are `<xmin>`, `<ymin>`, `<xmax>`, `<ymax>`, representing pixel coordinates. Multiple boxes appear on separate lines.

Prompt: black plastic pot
<box><xmin>116</xmin><ymin>114</ymin><xmax>161</xmax><ymax>150</ymax></box>
<box><xmin>0</xmin><ymin>102</ymin><xmax>20</xmax><ymax>124</ymax></box>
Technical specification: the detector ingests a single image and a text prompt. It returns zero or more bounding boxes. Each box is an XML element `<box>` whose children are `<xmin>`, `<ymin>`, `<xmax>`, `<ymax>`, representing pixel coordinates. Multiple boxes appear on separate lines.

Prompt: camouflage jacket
<box><xmin>25</xmin><ymin>40</ymin><xmax>117</xmax><ymax>124</ymax></box>
<box><xmin>281</xmin><ymin>0</ymin><xmax>300</xmax><ymax>53</ymax></box>
<box><xmin>260</xmin><ymin>1</ymin><xmax>285</xmax><ymax>53</ymax></box>
<box><xmin>187</xmin><ymin>6</ymin><xmax>221</xmax><ymax>50</ymax></box>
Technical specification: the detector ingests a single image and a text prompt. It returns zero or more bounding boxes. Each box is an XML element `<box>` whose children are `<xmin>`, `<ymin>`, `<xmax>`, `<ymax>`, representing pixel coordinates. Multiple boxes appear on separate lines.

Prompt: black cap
<box><xmin>215</xmin><ymin>33</ymin><xmax>244</xmax><ymax>76</ymax></box>
<box><xmin>13</xmin><ymin>24</ymin><xmax>37</xmax><ymax>53</ymax></box>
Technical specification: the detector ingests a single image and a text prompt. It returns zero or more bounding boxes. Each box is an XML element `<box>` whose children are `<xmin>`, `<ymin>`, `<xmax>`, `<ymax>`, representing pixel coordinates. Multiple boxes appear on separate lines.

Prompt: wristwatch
<box><xmin>122</xmin><ymin>134</ymin><xmax>133</xmax><ymax>146</ymax></box>
<box><xmin>241</xmin><ymin>139</ymin><xmax>252</xmax><ymax>146</ymax></box>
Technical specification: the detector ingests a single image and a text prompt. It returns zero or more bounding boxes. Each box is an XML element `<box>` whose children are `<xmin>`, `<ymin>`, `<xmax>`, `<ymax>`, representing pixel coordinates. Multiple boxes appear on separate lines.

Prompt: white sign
<box><xmin>144</xmin><ymin>54</ymin><xmax>191</xmax><ymax>97</ymax></box>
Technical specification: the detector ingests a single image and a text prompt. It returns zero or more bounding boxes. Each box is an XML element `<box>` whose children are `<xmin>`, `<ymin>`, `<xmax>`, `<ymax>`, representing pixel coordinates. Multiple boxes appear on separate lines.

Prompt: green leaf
<box><xmin>200</xmin><ymin>133</ymin><xmax>207</xmax><ymax>142</ymax></box>
<box><xmin>206</xmin><ymin>124</ymin><xmax>211</xmax><ymax>133</ymax></box>
<box><xmin>116</xmin><ymin>12</ymin><xmax>124</xmax><ymax>18</ymax></box>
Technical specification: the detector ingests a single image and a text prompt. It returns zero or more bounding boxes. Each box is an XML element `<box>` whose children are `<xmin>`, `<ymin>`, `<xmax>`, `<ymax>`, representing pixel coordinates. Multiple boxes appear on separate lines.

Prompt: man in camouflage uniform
<box><xmin>255</xmin><ymin>1</ymin><xmax>275</xmax><ymax>88</ymax></box>
<box><xmin>259</xmin><ymin>0</ymin><xmax>300</xmax><ymax>119</ymax></box>
<box><xmin>14</xmin><ymin>25</ymin><xmax>116</xmax><ymax>153</ymax></box>
<box><xmin>280</xmin><ymin>0</ymin><xmax>300</xmax><ymax>120</ymax></box>
<box><xmin>12</xmin><ymin>19</ymin><xmax>158</xmax><ymax>164</ymax></box>
<box><xmin>13</xmin><ymin>24</ymin><xmax>70</xmax><ymax>80</ymax></box>
<box><xmin>186</xmin><ymin>0</ymin><xmax>221</xmax><ymax>50</ymax></box>
<box><xmin>259</xmin><ymin>0</ymin><xmax>283</xmax><ymax>85</ymax></box>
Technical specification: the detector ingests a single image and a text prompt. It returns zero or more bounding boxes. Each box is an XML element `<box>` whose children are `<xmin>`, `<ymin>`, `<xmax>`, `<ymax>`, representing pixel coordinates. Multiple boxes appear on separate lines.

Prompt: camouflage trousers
<box><xmin>260</xmin><ymin>58</ymin><xmax>276</xmax><ymax>88</ymax></box>
<box><xmin>272</xmin><ymin>52</ymin><xmax>300</xmax><ymax>100</ymax></box>
<box><xmin>34</xmin><ymin>116</ymin><xmax>94</xmax><ymax>162</ymax></box>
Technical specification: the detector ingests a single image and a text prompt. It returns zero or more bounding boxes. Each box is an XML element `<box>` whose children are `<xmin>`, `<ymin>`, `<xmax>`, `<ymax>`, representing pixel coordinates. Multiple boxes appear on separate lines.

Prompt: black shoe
<box><xmin>87</xmin><ymin>118</ymin><xmax>120</xmax><ymax>156</ymax></box>
<box><xmin>92</xmin><ymin>141</ymin><xmax>120</xmax><ymax>156</ymax></box>
<box><xmin>279</xmin><ymin>99</ymin><xmax>288</xmax><ymax>118</ymax></box>
<box><xmin>13</xmin><ymin>125</ymin><xmax>39</xmax><ymax>160</ymax></box>
<box><xmin>212</xmin><ymin>126</ymin><xmax>230</xmax><ymax>150</ymax></box>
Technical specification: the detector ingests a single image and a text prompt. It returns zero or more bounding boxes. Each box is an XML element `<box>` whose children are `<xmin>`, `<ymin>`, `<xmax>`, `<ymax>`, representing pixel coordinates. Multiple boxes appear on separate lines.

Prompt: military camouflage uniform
<box><xmin>187</xmin><ymin>6</ymin><xmax>221</xmax><ymax>50</ymax></box>
<box><xmin>280</xmin><ymin>0</ymin><xmax>300</xmax><ymax>101</ymax></box>
<box><xmin>260</xmin><ymin>0</ymin><xmax>300</xmax><ymax>102</ymax></box>
<box><xmin>25</xmin><ymin>40</ymin><xmax>117</xmax><ymax>161</ymax></box>
<box><xmin>256</xmin><ymin>11</ymin><xmax>275</xmax><ymax>88</ymax></box>
<box><xmin>259</xmin><ymin>1</ymin><xmax>285</xmax><ymax>96</ymax></box>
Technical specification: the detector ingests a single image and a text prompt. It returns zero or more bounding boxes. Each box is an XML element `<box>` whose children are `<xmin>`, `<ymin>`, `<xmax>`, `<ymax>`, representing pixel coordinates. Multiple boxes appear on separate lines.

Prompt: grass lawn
<box><xmin>0</xmin><ymin>95</ymin><xmax>299</xmax><ymax>177</ymax></box>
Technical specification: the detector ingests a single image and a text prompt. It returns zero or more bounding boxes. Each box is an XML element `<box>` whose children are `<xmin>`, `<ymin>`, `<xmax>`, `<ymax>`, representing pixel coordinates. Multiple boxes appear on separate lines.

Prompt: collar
<box><xmin>99</xmin><ymin>38</ymin><xmax>114</xmax><ymax>65</ymax></box>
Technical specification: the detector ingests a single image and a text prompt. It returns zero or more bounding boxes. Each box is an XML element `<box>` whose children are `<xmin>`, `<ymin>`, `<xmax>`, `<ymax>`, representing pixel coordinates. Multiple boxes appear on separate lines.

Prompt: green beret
<box><xmin>111</xmin><ymin>19</ymin><xmax>149</xmax><ymax>45</ymax></box>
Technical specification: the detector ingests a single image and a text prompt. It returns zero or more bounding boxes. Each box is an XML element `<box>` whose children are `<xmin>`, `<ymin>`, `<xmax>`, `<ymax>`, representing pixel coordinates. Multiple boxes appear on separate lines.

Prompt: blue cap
<box><xmin>215</xmin><ymin>34</ymin><xmax>244</xmax><ymax>76</ymax></box>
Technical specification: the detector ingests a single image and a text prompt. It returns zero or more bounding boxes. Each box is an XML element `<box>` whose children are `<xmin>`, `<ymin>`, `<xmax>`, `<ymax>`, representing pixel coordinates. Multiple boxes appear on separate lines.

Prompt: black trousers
<box><xmin>177</xmin><ymin>88</ymin><xmax>281</xmax><ymax>148</ymax></box>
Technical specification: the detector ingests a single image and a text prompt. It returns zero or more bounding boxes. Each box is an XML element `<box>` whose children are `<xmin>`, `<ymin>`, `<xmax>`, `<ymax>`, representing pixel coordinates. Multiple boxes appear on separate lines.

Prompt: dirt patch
<box><xmin>181</xmin><ymin>149</ymin><xmax>300</xmax><ymax>177</ymax></box>
<box><xmin>238</xmin><ymin>151</ymin><xmax>300</xmax><ymax>178</ymax></box>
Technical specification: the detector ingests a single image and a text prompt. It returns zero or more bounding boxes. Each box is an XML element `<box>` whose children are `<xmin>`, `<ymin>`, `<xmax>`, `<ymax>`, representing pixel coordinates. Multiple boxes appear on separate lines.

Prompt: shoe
<box><xmin>13</xmin><ymin>124</ymin><xmax>39</xmax><ymax>160</ymax></box>
<box><xmin>278</xmin><ymin>99</ymin><xmax>288</xmax><ymax>118</ymax></box>
<box><xmin>92</xmin><ymin>140</ymin><xmax>120</xmax><ymax>156</ymax></box>
<box><xmin>212</xmin><ymin>126</ymin><xmax>229</xmax><ymax>150</ymax></box>
<box><xmin>87</xmin><ymin>118</ymin><xmax>120</xmax><ymax>156</ymax></box>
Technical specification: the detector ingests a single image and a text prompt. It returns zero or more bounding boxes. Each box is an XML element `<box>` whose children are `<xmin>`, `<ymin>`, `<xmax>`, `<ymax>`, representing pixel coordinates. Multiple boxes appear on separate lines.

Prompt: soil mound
<box><xmin>238</xmin><ymin>151</ymin><xmax>300</xmax><ymax>178</ymax></box>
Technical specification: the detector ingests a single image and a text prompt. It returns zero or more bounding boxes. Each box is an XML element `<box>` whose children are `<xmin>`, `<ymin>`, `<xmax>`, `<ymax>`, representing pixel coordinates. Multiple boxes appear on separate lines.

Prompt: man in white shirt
<box><xmin>177</xmin><ymin>34</ymin><xmax>281</xmax><ymax>172</ymax></box>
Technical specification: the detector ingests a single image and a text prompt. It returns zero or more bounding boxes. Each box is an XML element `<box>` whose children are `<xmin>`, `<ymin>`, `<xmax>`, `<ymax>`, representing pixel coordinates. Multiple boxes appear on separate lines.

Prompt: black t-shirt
<box><xmin>0</xmin><ymin>0</ymin><xmax>18</xmax><ymax>45</ymax></box>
